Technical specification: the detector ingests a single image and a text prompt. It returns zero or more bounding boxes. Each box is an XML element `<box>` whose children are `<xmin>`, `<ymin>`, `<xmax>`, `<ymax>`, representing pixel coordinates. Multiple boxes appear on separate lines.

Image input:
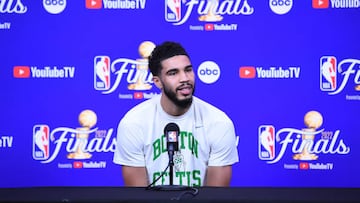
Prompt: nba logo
<box><xmin>320</xmin><ymin>56</ymin><xmax>337</xmax><ymax>91</ymax></box>
<box><xmin>258</xmin><ymin>125</ymin><xmax>275</xmax><ymax>160</ymax></box>
<box><xmin>165</xmin><ymin>0</ymin><xmax>181</xmax><ymax>22</ymax></box>
<box><xmin>94</xmin><ymin>56</ymin><xmax>111</xmax><ymax>90</ymax></box>
<box><xmin>167</xmin><ymin>131</ymin><xmax>177</xmax><ymax>142</ymax></box>
<box><xmin>33</xmin><ymin>125</ymin><xmax>50</xmax><ymax>160</ymax></box>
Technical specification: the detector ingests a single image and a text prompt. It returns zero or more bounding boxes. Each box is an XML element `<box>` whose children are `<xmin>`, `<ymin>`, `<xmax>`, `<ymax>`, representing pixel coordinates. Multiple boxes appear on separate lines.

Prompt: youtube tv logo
<box><xmin>205</xmin><ymin>24</ymin><xmax>214</xmax><ymax>31</ymax></box>
<box><xmin>312</xmin><ymin>0</ymin><xmax>329</xmax><ymax>8</ymax></box>
<box><xmin>299</xmin><ymin>162</ymin><xmax>309</xmax><ymax>170</ymax></box>
<box><xmin>86</xmin><ymin>0</ymin><xmax>102</xmax><ymax>9</ymax></box>
<box><xmin>239</xmin><ymin>66</ymin><xmax>256</xmax><ymax>79</ymax></box>
<box><xmin>73</xmin><ymin>161</ymin><xmax>83</xmax><ymax>169</ymax></box>
<box><xmin>133</xmin><ymin>92</ymin><xmax>143</xmax><ymax>99</ymax></box>
<box><xmin>13</xmin><ymin>66</ymin><xmax>30</xmax><ymax>78</ymax></box>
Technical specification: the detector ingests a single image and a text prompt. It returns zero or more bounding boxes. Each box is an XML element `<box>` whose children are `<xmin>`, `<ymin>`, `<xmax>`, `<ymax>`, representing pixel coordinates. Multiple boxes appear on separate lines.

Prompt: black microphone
<box><xmin>164</xmin><ymin>122</ymin><xmax>179</xmax><ymax>159</ymax></box>
<box><xmin>147</xmin><ymin>123</ymin><xmax>191</xmax><ymax>190</ymax></box>
<box><xmin>164</xmin><ymin>122</ymin><xmax>179</xmax><ymax>186</ymax></box>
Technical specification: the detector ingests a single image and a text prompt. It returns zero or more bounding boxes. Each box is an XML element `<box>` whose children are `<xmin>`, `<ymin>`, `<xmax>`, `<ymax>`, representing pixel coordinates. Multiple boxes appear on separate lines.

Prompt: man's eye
<box><xmin>168</xmin><ymin>71</ymin><xmax>176</xmax><ymax>75</ymax></box>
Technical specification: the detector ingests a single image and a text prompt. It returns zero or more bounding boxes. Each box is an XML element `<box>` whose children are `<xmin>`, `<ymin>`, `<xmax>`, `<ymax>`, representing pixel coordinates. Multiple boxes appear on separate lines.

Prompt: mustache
<box><xmin>176</xmin><ymin>83</ymin><xmax>193</xmax><ymax>90</ymax></box>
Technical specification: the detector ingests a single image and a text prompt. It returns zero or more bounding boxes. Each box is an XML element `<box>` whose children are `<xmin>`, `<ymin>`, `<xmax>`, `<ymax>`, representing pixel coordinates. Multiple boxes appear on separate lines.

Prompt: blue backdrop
<box><xmin>1</xmin><ymin>0</ymin><xmax>359</xmax><ymax>188</ymax></box>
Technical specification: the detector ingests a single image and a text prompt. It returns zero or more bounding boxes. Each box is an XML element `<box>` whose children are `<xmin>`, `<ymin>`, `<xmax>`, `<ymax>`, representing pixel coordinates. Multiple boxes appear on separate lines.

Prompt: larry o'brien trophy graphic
<box><xmin>198</xmin><ymin>0</ymin><xmax>223</xmax><ymax>21</ymax></box>
<box><xmin>293</xmin><ymin>111</ymin><xmax>323</xmax><ymax>160</ymax></box>
<box><xmin>67</xmin><ymin>109</ymin><xmax>97</xmax><ymax>159</ymax></box>
<box><xmin>127</xmin><ymin>41</ymin><xmax>156</xmax><ymax>90</ymax></box>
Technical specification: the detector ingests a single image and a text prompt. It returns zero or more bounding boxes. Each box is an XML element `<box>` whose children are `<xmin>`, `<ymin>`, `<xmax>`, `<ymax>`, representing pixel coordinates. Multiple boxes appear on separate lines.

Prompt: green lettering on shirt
<box><xmin>152</xmin><ymin>170</ymin><xmax>203</xmax><ymax>186</ymax></box>
<box><xmin>152</xmin><ymin>131</ymin><xmax>199</xmax><ymax>161</ymax></box>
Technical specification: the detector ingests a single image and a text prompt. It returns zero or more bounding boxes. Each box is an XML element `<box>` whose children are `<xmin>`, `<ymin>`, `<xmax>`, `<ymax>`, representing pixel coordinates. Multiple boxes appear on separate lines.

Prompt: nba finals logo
<box><xmin>258</xmin><ymin>111</ymin><xmax>350</xmax><ymax>164</ymax></box>
<box><xmin>32</xmin><ymin>109</ymin><xmax>117</xmax><ymax>164</ymax></box>
<box><xmin>94</xmin><ymin>41</ymin><xmax>156</xmax><ymax>94</ymax></box>
<box><xmin>165</xmin><ymin>0</ymin><xmax>254</xmax><ymax>26</ymax></box>
<box><xmin>320</xmin><ymin>56</ymin><xmax>360</xmax><ymax>95</ymax></box>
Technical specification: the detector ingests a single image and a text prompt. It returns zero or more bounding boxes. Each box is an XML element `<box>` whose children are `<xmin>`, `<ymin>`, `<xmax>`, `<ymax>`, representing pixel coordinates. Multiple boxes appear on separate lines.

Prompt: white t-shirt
<box><xmin>113</xmin><ymin>95</ymin><xmax>239</xmax><ymax>186</ymax></box>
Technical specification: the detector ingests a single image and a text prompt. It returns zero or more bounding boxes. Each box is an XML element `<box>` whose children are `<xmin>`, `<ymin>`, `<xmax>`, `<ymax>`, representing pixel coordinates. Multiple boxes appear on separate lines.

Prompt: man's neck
<box><xmin>160</xmin><ymin>96</ymin><xmax>191</xmax><ymax>116</ymax></box>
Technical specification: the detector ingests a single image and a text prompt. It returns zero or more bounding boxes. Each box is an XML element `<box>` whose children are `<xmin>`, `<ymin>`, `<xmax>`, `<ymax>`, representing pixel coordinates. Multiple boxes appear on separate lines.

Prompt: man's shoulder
<box><xmin>122</xmin><ymin>96</ymin><xmax>159</xmax><ymax>121</ymax></box>
<box><xmin>193</xmin><ymin>96</ymin><xmax>223</xmax><ymax>112</ymax></box>
<box><xmin>193</xmin><ymin>96</ymin><xmax>231</xmax><ymax>121</ymax></box>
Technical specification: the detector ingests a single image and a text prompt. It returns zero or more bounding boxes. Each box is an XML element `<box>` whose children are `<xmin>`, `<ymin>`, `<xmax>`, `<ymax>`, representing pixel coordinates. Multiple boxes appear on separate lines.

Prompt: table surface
<box><xmin>0</xmin><ymin>186</ymin><xmax>359</xmax><ymax>202</ymax></box>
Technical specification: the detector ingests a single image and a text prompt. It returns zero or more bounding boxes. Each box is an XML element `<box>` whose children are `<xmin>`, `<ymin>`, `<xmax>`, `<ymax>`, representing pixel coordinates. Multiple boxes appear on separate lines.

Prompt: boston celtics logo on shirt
<box><xmin>151</xmin><ymin>130</ymin><xmax>202</xmax><ymax>186</ymax></box>
<box><xmin>174</xmin><ymin>151</ymin><xmax>185</xmax><ymax>172</ymax></box>
<box><xmin>152</xmin><ymin>131</ymin><xmax>199</xmax><ymax>161</ymax></box>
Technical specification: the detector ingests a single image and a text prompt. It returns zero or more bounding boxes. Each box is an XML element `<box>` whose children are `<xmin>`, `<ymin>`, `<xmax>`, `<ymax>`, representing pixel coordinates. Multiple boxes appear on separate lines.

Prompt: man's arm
<box><xmin>122</xmin><ymin>166</ymin><xmax>148</xmax><ymax>187</ymax></box>
<box><xmin>205</xmin><ymin>165</ymin><xmax>232</xmax><ymax>187</ymax></box>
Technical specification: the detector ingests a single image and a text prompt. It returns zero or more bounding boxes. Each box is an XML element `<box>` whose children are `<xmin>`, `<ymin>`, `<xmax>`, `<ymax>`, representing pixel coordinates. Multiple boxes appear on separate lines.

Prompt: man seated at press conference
<box><xmin>113</xmin><ymin>41</ymin><xmax>239</xmax><ymax>187</ymax></box>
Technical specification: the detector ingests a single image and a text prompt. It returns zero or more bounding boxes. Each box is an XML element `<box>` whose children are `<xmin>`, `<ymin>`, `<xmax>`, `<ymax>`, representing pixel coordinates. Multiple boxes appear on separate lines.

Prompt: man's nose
<box><xmin>179</xmin><ymin>70</ymin><xmax>190</xmax><ymax>82</ymax></box>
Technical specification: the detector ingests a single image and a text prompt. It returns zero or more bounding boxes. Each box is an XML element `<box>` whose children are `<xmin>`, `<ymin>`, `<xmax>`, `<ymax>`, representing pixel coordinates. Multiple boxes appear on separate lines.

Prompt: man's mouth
<box><xmin>177</xmin><ymin>85</ymin><xmax>193</xmax><ymax>95</ymax></box>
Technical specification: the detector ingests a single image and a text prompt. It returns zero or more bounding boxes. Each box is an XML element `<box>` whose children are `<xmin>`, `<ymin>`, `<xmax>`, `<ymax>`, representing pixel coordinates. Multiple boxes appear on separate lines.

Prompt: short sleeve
<box><xmin>208</xmin><ymin>121</ymin><xmax>239</xmax><ymax>166</ymax></box>
<box><xmin>113</xmin><ymin>120</ymin><xmax>146</xmax><ymax>167</ymax></box>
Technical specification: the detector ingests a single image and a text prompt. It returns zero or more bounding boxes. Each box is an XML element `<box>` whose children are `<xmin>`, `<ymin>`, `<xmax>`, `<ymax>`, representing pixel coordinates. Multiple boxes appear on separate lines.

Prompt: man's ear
<box><xmin>152</xmin><ymin>76</ymin><xmax>162</xmax><ymax>89</ymax></box>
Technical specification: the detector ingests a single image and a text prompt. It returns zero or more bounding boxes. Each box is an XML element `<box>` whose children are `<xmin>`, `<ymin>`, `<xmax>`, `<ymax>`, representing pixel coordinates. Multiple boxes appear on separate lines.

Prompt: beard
<box><xmin>163</xmin><ymin>83</ymin><xmax>195</xmax><ymax>109</ymax></box>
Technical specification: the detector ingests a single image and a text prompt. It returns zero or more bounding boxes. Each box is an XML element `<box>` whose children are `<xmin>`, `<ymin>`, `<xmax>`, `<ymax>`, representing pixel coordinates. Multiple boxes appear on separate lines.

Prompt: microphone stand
<box><xmin>149</xmin><ymin>151</ymin><xmax>190</xmax><ymax>191</ymax></box>
<box><xmin>146</xmin><ymin>123</ymin><xmax>199</xmax><ymax>199</ymax></box>
<box><xmin>169</xmin><ymin>151</ymin><xmax>174</xmax><ymax>186</ymax></box>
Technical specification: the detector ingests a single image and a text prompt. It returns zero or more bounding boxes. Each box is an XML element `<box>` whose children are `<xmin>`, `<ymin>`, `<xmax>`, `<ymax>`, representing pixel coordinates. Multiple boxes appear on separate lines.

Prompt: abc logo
<box><xmin>197</xmin><ymin>61</ymin><xmax>220</xmax><ymax>84</ymax></box>
<box><xmin>43</xmin><ymin>0</ymin><xmax>67</xmax><ymax>14</ymax></box>
<box><xmin>269</xmin><ymin>0</ymin><xmax>292</xmax><ymax>15</ymax></box>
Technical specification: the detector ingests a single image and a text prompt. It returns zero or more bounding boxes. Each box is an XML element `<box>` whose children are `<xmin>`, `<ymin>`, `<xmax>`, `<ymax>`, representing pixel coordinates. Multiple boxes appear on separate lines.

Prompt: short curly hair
<box><xmin>148</xmin><ymin>41</ymin><xmax>189</xmax><ymax>76</ymax></box>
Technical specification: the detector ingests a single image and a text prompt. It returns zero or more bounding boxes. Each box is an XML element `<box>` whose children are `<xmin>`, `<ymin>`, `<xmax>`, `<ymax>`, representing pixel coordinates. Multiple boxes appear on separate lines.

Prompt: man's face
<box><xmin>157</xmin><ymin>55</ymin><xmax>195</xmax><ymax>108</ymax></box>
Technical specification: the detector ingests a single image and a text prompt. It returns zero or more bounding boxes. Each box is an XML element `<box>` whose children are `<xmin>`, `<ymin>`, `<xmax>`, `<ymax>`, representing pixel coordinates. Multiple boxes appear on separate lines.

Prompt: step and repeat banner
<box><xmin>1</xmin><ymin>0</ymin><xmax>359</xmax><ymax>188</ymax></box>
